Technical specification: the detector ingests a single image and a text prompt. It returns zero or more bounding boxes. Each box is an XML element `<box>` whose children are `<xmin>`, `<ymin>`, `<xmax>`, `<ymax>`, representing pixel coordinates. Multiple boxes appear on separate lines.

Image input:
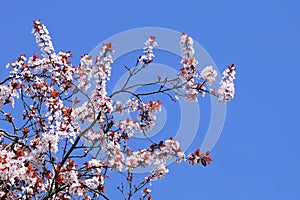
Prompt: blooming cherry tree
<box><xmin>0</xmin><ymin>21</ymin><xmax>236</xmax><ymax>199</ymax></box>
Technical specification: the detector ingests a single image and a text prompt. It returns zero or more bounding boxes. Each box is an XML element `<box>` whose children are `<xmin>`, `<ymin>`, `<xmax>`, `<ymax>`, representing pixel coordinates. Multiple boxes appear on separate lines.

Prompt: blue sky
<box><xmin>0</xmin><ymin>0</ymin><xmax>299</xmax><ymax>199</ymax></box>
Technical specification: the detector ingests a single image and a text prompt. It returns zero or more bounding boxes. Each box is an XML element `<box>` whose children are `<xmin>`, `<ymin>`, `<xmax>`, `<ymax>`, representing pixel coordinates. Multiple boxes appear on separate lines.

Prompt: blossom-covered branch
<box><xmin>0</xmin><ymin>20</ymin><xmax>236</xmax><ymax>200</ymax></box>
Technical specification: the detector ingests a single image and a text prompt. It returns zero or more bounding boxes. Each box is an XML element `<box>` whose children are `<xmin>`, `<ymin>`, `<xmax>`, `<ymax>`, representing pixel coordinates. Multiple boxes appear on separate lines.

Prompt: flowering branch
<box><xmin>0</xmin><ymin>20</ymin><xmax>236</xmax><ymax>199</ymax></box>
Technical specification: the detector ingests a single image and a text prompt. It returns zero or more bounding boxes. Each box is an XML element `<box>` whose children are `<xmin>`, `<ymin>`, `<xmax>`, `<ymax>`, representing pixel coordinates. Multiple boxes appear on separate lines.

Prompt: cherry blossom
<box><xmin>32</xmin><ymin>20</ymin><xmax>55</xmax><ymax>56</ymax></box>
<box><xmin>0</xmin><ymin>84</ymin><xmax>15</xmax><ymax>109</ymax></box>
<box><xmin>149</xmin><ymin>164</ymin><xmax>169</xmax><ymax>181</ymax></box>
<box><xmin>200</xmin><ymin>65</ymin><xmax>218</xmax><ymax>85</ymax></box>
<box><xmin>0</xmin><ymin>20</ymin><xmax>236</xmax><ymax>200</ymax></box>
<box><xmin>138</xmin><ymin>35</ymin><xmax>157</xmax><ymax>66</ymax></box>
<box><xmin>179</xmin><ymin>33</ymin><xmax>198</xmax><ymax>81</ymax></box>
<box><xmin>218</xmin><ymin>64</ymin><xmax>236</xmax><ymax>103</ymax></box>
<box><xmin>118</xmin><ymin>118</ymin><xmax>140</xmax><ymax>138</ymax></box>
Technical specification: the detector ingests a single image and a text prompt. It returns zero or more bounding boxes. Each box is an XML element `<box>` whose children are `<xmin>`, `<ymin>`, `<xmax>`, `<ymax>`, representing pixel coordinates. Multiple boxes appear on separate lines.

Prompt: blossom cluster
<box><xmin>179</xmin><ymin>33</ymin><xmax>236</xmax><ymax>102</ymax></box>
<box><xmin>138</xmin><ymin>35</ymin><xmax>157</xmax><ymax>66</ymax></box>
<box><xmin>32</xmin><ymin>20</ymin><xmax>55</xmax><ymax>56</ymax></box>
<box><xmin>179</xmin><ymin>33</ymin><xmax>198</xmax><ymax>81</ymax></box>
<box><xmin>200</xmin><ymin>65</ymin><xmax>218</xmax><ymax>85</ymax></box>
<box><xmin>218</xmin><ymin>64</ymin><xmax>236</xmax><ymax>103</ymax></box>
<box><xmin>0</xmin><ymin>84</ymin><xmax>16</xmax><ymax>109</ymax></box>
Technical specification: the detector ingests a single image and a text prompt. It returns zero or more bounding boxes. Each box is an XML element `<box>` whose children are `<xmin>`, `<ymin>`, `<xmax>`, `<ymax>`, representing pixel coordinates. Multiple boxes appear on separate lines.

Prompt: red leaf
<box><xmin>33</xmin><ymin>54</ymin><xmax>39</xmax><ymax>61</ymax></box>
<box><xmin>194</xmin><ymin>149</ymin><xmax>200</xmax><ymax>156</ymax></box>
<box><xmin>205</xmin><ymin>156</ymin><xmax>212</xmax><ymax>164</ymax></box>
<box><xmin>22</xmin><ymin>128</ymin><xmax>30</xmax><ymax>135</ymax></box>
<box><xmin>51</xmin><ymin>91</ymin><xmax>60</xmax><ymax>98</ymax></box>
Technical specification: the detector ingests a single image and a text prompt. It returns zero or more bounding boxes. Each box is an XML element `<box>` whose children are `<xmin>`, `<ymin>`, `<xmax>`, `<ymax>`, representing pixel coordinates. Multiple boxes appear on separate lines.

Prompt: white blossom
<box><xmin>200</xmin><ymin>65</ymin><xmax>217</xmax><ymax>85</ymax></box>
<box><xmin>218</xmin><ymin>65</ymin><xmax>236</xmax><ymax>103</ymax></box>
<box><xmin>118</xmin><ymin>118</ymin><xmax>140</xmax><ymax>137</ymax></box>
<box><xmin>32</xmin><ymin>20</ymin><xmax>55</xmax><ymax>56</ymax></box>
<box><xmin>150</xmin><ymin>164</ymin><xmax>169</xmax><ymax>180</ymax></box>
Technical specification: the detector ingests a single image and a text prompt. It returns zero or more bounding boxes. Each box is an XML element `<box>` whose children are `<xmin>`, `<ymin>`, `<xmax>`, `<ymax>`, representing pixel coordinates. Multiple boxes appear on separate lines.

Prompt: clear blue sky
<box><xmin>0</xmin><ymin>0</ymin><xmax>299</xmax><ymax>199</ymax></box>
